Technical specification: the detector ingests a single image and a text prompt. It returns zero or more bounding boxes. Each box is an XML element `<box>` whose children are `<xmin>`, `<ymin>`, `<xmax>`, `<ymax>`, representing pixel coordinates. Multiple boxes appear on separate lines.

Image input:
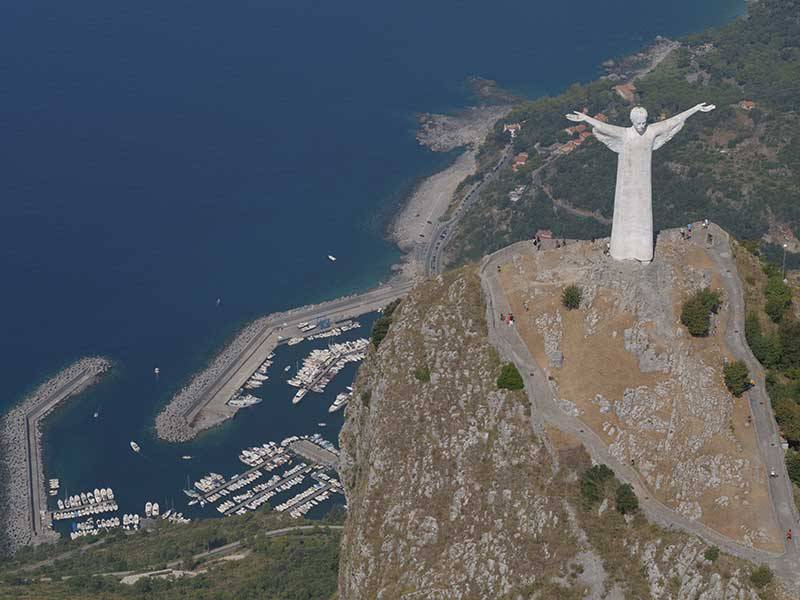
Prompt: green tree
<box><xmin>773</xmin><ymin>397</ymin><xmax>800</xmax><ymax>444</ymax></box>
<box><xmin>580</xmin><ymin>464</ymin><xmax>614</xmax><ymax>506</ymax></box>
<box><xmin>497</xmin><ymin>363</ymin><xmax>524</xmax><ymax>390</ymax></box>
<box><xmin>680</xmin><ymin>288</ymin><xmax>722</xmax><ymax>337</ymax></box>
<box><xmin>764</xmin><ymin>276</ymin><xmax>792</xmax><ymax>322</ymax></box>
<box><xmin>786</xmin><ymin>449</ymin><xmax>800</xmax><ymax>486</ymax></box>
<box><xmin>723</xmin><ymin>360</ymin><xmax>750</xmax><ymax>397</ymax></box>
<box><xmin>561</xmin><ymin>285</ymin><xmax>583</xmax><ymax>310</ymax></box>
<box><xmin>779</xmin><ymin>320</ymin><xmax>800</xmax><ymax>369</ymax></box>
<box><xmin>703</xmin><ymin>546</ymin><xmax>720</xmax><ymax>562</ymax></box>
<box><xmin>615</xmin><ymin>483</ymin><xmax>639</xmax><ymax>515</ymax></box>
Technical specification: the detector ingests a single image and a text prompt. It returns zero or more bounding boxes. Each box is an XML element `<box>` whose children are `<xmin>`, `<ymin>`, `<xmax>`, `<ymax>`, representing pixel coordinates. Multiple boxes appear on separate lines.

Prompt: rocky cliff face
<box><xmin>339</xmin><ymin>267</ymin><xmax>770</xmax><ymax>599</ymax></box>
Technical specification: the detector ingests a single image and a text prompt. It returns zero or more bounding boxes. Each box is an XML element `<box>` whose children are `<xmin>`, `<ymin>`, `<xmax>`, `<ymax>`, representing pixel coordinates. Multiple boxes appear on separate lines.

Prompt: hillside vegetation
<box><xmin>0</xmin><ymin>511</ymin><xmax>342</xmax><ymax>600</ymax></box>
<box><xmin>447</xmin><ymin>0</ymin><xmax>800</xmax><ymax>265</ymax></box>
<box><xmin>736</xmin><ymin>242</ymin><xmax>800</xmax><ymax>507</ymax></box>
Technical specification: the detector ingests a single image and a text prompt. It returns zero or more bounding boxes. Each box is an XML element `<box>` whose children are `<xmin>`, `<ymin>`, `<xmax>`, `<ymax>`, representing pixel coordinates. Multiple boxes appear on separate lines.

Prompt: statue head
<box><xmin>630</xmin><ymin>106</ymin><xmax>648</xmax><ymax>134</ymax></box>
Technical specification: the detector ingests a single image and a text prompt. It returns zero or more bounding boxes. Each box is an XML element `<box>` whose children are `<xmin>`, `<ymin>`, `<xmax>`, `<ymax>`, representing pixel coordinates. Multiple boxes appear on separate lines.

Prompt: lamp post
<box><xmin>783</xmin><ymin>243</ymin><xmax>789</xmax><ymax>283</ymax></box>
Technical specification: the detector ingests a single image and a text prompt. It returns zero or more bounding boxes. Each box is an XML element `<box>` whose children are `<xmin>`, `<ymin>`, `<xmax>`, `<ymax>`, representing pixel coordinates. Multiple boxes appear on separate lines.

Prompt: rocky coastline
<box><xmin>390</xmin><ymin>104</ymin><xmax>511</xmax><ymax>278</ymax></box>
<box><xmin>0</xmin><ymin>357</ymin><xmax>111</xmax><ymax>555</ymax></box>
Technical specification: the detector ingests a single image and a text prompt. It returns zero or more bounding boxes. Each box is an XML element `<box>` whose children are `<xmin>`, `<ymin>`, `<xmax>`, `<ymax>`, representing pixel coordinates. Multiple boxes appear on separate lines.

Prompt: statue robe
<box><xmin>593</xmin><ymin>118</ymin><xmax>685</xmax><ymax>263</ymax></box>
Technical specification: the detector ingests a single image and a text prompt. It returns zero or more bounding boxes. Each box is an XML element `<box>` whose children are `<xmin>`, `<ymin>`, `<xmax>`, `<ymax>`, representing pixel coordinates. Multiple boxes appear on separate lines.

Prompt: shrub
<box><xmin>615</xmin><ymin>483</ymin><xmax>638</xmax><ymax>514</ymax></box>
<box><xmin>561</xmin><ymin>285</ymin><xmax>582</xmax><ymax>310</ymax></box>
<box><xmin>773</xmin><ymin>396</ymin><xmax>800</xmax><ymax>444</ymax></box>
<box><xmin>703</xmin><ymin>546</ymin><xmax>720</xmax><ymax>562</ymax></box>
<box><xmin>764</xmin><ymin>275</ymin><xmax>791</xmax><ymax>323</ymax></box>
<box><xmin>786</xmin><ymin>449</ymin><xmax>800</xmax><ymax>486</ymax></box>
<box><xmin>745</xmin><ymin>312</ymin><xmax>782</xmax><ymax>368</ymax></box>
<box><xmin>723</xmin><ymin>360</ymin><xmax>750</xmax><ymax>396</ymax></box>
<box><xmin>371</xmin><ymin>299</ymin><xmax>401</xmax><ymax>348</ymax></box>
<box><xmin>580</xmin><ymin>464</ymin><xmax>614</xmax><ymax>506</ymax></box>
<box><xmin>749</xmin><ymin>565</ymin><xmax>773</xmax><ymax>589</ymax></box>
<box><xmin>680</xmin><ymin>288</ymin><xmax>722</xmax><ymax>336</ymax></box>
<box><xmin>497</xmin><ymin>363</ymin><xmax>524</xmax><ymax>390</ymax></box>
<box><xmin>413</xmin><ymin>366</ymin><xmax>431</xmax><ymax>383</ymax></box>
<box><xmin>741</xmin><ymin>240</ymin><xmax>761</xmax><ymax>255</ymax></box>
<box><xmin>779</xmin><ymin>320</ymin><xmax>800</xmax><ymax>369</ymax></box>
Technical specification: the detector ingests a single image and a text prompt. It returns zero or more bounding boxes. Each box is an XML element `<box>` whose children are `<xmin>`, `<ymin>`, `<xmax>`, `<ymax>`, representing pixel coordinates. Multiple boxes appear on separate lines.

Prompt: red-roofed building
<box><xmin>512</xmin><ymin>152</ymin><xmax>529</xmax><ymax>171</ymax></box>
<box><xmin>565</xmin><ymin>123</ymin><xmax>588</xmax><ymax>136</ymax></box>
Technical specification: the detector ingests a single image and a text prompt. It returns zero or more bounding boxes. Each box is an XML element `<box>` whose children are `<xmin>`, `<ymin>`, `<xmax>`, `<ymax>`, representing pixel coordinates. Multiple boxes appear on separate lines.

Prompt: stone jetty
<box><xmin>0</xmin><ymin>357</ymin><xmax>111</xmax><ymax>555</ymax></box>
<box><xmin>156</xmin><ymin>280</ymin><xmax>413</xmax><ymax>443</ymax></box>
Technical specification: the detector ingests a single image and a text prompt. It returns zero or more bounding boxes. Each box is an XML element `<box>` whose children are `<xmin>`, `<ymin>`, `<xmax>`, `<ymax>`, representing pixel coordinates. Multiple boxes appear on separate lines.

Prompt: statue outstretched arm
<box><xmin>565</xmin><ymin>111</ymin><xmax>626</xmax><ymax>153</ymax></box>
<box><xmin>652</xmin><ymin>102</ymin><xmax>715</xmax><ymax>150</ymax></box>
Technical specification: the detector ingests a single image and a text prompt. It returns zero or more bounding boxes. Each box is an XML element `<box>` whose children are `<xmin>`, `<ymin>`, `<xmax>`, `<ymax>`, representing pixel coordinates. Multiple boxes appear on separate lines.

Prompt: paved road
<box><xmin>425</xmin><ymin>143</ymin><xmax>513</xmax><ymax>275</ymax></box>
<box><xmin>478</xmin><ymin>228</ymin><xmax>800</xmax><ymax>586</ymax></box>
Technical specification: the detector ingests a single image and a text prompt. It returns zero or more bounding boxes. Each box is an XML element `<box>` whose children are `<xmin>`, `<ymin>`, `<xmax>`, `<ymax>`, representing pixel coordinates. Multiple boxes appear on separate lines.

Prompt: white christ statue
<box><xmin>565</xmin><ymin>103</ymin><xmax>715</xmax><ymax>262</ymax></box>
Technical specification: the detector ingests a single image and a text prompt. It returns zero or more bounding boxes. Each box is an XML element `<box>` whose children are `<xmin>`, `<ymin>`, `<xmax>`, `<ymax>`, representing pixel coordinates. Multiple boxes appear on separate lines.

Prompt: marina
<box><xmin>9</xmin><ymin>313</ymin><xmax>369</xmax><ymax>548</ymax></box>
<box><xmin>185</xmin><ymin>434</ymin><xmax>343</xmax><ymax>520</ymax></box>
<box><xmin>288</xmin><ymin>339</ymin><xmax>368</xmax><ymax>404</ymax></box>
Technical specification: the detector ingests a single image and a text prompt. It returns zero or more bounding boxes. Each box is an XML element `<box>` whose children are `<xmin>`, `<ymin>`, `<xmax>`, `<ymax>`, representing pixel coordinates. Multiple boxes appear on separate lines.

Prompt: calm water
<box><xmin>1</xmin><ymin>0</ymin><xmax>745</xmax><ymax>521</ymax></box>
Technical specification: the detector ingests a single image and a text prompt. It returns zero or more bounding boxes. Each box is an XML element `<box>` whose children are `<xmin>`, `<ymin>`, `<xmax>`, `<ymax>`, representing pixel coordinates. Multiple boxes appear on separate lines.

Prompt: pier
<box><xmin>156</xmin><ymin>278</ymin><xmax>413</xmax><ymax>442</ymax></box>
<box><xmin>221</xmin><ymin>465</ymin><xmax>315</xmax><ymax>516</ymax></box>
<box><xmin>288</xmin><ymin>439</ymin><xmax>339</xmax><ymax>469</ymax></box>
<box><xmin>0</xmin><ymin>357</ymin><xmax>111</xmax><ymax>553</ymax></box>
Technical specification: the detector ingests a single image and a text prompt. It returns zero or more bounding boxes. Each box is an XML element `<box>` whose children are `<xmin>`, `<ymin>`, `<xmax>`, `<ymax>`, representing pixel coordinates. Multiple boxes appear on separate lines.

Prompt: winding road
<box><xmin>425</xmin><ymin>143</ymin><xmax>513</xmax><ymax>275</ymax></box>
<box><xmin>478</xmin><ymin>224</ymin><xmax>800</xmax><ymax>586</ymax></box>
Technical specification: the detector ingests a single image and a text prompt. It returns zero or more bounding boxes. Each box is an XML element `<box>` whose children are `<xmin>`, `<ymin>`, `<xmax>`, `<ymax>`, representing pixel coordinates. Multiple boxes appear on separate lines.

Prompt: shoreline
<box><xmin>0</xmin><ymin>357</ymin><xmax>111</xmax><ymax>555</ymax></box>
<box><xmin>389</xmin><ymin>104</ymin><xmax>511</xmax><ymax>279</ymax></box>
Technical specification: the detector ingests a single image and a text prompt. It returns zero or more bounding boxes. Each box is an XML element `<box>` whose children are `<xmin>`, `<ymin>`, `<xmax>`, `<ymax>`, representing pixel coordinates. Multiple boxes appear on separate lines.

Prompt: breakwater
<box><xmin>0</xmin><ymin>357</ymin><xmax>111</xmax><ymax>555</ymax></box>
<box><xmin>155</xmin><ymin>280</ymin><xmax>413</xmax><ymax>443</ymax></box>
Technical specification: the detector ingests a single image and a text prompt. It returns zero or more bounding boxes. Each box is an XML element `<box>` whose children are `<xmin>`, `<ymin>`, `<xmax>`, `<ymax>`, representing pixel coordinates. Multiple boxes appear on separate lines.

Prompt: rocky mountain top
<box><xmin>338</xmin><ymin>262</ymin><xmax>777</xmax><ymax>598</ymax></box>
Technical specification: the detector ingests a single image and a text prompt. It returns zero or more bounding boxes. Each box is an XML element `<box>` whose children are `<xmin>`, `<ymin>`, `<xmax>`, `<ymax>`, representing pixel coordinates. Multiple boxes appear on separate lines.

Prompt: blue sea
<box><xmin>1</xmin><ymin>0</ymin><xmax>745</xmax><ymax>522</ymax></box>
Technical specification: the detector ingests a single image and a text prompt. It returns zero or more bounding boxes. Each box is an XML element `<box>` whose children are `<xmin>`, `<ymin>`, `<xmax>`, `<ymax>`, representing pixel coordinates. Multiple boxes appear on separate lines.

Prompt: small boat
<box><xmin>130</xmin><ymin>441</ymin><xmax>141</xmax><ymax>453</ymax></box>
<box><xmin>154</xmin><ymin>367</ymin><xmax>160</xmax><ymax>376</ymax></box>
<box><xmin>328</xmin><ymin>255</ymin><xmax>337</xmax><ymax>262</ymax></box>
<box><xmin>145</xmin><ymin>502</ymin><xmax>153</xmax><ymax>517</ymax></box>
<box><xmin>284</xmin><ymin>365</ymin><xmax>291</xmax><ymax>372</ymax></box>
<box><xmin>318</xmin><ymin>422</ymin><xmax>326</xmax><ymax>427</ymax></box>
<box><xmin>181</xmin><ymin>455</ymin><xmax>193</xmax><ymax>460</ymax></box>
